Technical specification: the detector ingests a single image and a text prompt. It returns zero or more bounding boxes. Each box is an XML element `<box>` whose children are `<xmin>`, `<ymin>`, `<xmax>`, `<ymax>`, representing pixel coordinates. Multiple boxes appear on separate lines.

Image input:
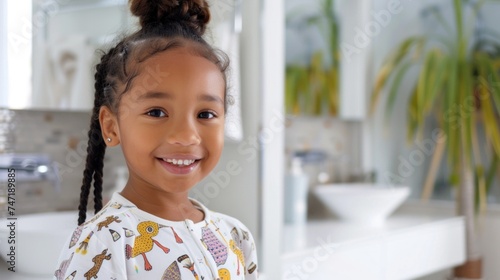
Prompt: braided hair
<box><xmin>77</xmin><ymin>0</ymin><xmax>230</xmax><ymax>225</ymax></box>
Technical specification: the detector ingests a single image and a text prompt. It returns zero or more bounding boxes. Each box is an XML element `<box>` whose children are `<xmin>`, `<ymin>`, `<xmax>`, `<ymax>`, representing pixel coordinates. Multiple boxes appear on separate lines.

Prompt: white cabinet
<box><xmin>282</xmin><ymin>211</ymin><xmax>466</xmax><ymax>279</ymax></box>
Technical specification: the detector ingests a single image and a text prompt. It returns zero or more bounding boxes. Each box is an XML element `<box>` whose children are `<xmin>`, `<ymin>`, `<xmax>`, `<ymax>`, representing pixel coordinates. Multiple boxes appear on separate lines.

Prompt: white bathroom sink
<box><xmin>0</xmin><ymin>211</ymin><xmax>78</xmax><ymax>276</ymax></box>
<box><xmin>313</xmin><ymin>184</ymin><xmax>410</xmax><ymax>225</ymax></box>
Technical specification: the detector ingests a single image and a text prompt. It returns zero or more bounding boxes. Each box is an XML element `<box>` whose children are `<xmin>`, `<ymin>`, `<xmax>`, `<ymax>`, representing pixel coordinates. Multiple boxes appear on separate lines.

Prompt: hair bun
<box><xmin>129</xmin><ymin>0</ymin><xmax>211</xmax><ymax>35</ymax></box>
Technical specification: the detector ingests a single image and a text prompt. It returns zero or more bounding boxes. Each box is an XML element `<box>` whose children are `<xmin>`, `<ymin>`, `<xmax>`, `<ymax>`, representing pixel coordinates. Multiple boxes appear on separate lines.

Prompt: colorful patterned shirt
<box><xmin>53</xmin><ymin>192</ymin><xmax>258</xmax><ymax>280</ymax></box>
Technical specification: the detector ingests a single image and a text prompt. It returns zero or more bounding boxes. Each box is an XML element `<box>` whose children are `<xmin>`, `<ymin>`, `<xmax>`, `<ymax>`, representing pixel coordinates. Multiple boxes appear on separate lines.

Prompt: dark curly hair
<box><xmin>77</xmin><ymin>0</ymin><xmax>230</xmax><ymax>225</ymax></box>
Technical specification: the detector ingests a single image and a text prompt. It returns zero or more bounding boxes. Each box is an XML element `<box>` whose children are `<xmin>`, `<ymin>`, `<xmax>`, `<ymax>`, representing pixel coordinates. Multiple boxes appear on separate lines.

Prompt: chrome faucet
<box><xmin>0</xmin><ymin>154</ymin><xmax>61</xmax><ymax>191</ymax></box>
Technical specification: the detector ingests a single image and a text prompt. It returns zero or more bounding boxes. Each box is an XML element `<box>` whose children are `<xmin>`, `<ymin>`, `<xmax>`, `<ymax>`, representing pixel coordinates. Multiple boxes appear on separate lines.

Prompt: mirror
<box><xmin>284</xmin><ymin>0</ymin><xmax>372</xmax><ymax>120</ymax></box>
<box><xmin>3</xmin><ymin>0</ymin><xmax>133</xmax><ymax>110</ymax></box>
<box><xmin>2</xmin><ymin>0</ymin><xmax>239</xmax><ymax>111</ymax></box>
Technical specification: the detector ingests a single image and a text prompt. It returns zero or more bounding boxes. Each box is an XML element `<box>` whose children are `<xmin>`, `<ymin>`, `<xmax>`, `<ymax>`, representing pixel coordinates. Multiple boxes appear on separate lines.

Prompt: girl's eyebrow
<box><xmin>199</xmin><ymin>94</ymin><xmax>224</xmax><ymax>106</ymax></box>
<box><xmin>136</xmin><ymin>91</ymin><xmax>172</xmax><ymax>101</ymax></box>
<box><xmin>137</xmin><ymin>91</ymin><xmax>223</xmax><ymax>106</ymax></box>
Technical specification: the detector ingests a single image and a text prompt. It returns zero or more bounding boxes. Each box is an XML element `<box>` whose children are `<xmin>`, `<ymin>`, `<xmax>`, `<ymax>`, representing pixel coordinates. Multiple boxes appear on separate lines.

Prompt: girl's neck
<box><xmin>119</xmin><ymin>184</ymin><xmax>204</xmax><ymax>223</ymax></box>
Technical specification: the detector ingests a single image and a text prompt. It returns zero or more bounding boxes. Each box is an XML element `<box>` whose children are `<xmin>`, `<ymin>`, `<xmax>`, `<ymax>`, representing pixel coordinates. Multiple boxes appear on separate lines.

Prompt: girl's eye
<box><xmin>146</xmin><ymin>109</ymin><xmax>167</xmax><ymax>118</ymax></box>
<box><xmin>198</xmin><ymin>111</ymin><xmax>216</xmax><ymax>119</ymax></box>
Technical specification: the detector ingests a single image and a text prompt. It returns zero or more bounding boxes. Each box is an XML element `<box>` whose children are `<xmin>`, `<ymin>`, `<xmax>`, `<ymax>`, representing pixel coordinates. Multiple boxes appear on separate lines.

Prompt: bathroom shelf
<box><xmin>282</xmin><ymin>204</ymin><xmax>466</xmax><ymax>279</ymax></box>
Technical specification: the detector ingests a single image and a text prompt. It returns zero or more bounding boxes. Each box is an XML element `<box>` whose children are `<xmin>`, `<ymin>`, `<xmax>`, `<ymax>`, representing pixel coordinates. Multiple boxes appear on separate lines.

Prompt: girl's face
<box><xmin>103</xmin><ymin>47</ymin><xmax>225</xmax><ymax>196</ymax></box>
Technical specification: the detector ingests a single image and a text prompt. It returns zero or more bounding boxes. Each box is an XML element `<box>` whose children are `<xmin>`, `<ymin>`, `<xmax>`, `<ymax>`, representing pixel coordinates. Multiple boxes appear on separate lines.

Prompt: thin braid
<box><xmin>92</xmin><ymin>136</ymin><xmax>106</xmax><ymax>214</ymax></box>
<box><xmin>78</xmin><ymin>113</ymin><xmax>102</xmax><ymax>225</ymax></box>
<box><xmin>77</xmin><ymin>50</ymin><xmax>113</xmax><ymax>225</ymax></box>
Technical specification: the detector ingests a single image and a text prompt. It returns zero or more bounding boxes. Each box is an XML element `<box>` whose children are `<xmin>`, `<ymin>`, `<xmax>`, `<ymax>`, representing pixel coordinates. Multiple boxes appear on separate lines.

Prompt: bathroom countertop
<box><xmin>281</xmin><ymin>201</ymin><xmax>466</xmax><ymax>279</ymax></box>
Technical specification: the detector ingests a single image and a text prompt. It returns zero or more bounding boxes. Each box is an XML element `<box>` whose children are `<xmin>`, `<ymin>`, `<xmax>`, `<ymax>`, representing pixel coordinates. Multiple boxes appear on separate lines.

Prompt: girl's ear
<box><xmin>99</xmin><ymin>106</ymin><xmax>120</xmax><ymax>146</ymax></box>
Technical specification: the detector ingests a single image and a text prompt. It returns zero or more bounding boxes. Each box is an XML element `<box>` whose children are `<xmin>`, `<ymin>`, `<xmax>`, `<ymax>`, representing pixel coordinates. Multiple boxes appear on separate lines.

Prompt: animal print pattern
<box><xmin>97</xmin><ymin>216</ymin><xmax>121</xmax><ymax>231</ymax></box>
<box><xmin>54</xmin><ymin>252</ymin><xmax>73</xmax><ymax>280</ymax></box>
<box><xmin>125</xmin><ymin>221</ymin><xmax>170</xmax><ymax>271</ymax></box>
<box><xmin>83</xmin><ymin>249</ymin><xmax>111</xmax><ymax>280</ymax></box>
<box><xmin>53</xmin><ymin>193</ymin><xmax>259</xmax><ymax>280</ymax></box>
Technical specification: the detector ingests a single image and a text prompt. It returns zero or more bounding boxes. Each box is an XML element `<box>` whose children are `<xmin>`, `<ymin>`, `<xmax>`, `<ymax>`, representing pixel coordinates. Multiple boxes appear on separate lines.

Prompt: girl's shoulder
<box><xmin>82</xmin><ymin>200</ymin><xmax>135</xmax><ymax>227</ymax></box>
<box><xmin>209</xmin><ymin>211</ymin><xmax>249</xmax><ymax>229</ymax></box>
<box><xmin>54</xmin><ymin>201</ymin><xmax>136</xmax><ymax>280</ymax></box>
<box><xmin>73</xmin><ymin>198</ymin><xmax>138</xmax><ymax>243</ymax></box>
<box><xmin>190</xmin><ymin>198</ymin><xmax>251</xmax><ymax>233</ymax></box>
<box><xmin>208</xmin><ymin>211</ymin><xmax>255</xmax><ymax>242</ymax></box>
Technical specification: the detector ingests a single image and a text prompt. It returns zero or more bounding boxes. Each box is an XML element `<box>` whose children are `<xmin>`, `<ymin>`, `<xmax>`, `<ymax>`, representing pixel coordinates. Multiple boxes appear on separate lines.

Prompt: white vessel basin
<box><xmin>0</xmin><ymin>211</ymin><xmax>78</xmax><ymax>276</ymax></box>
<box><xmin>313</xmin><ymin>184</ymin><xmax>410</xmax><ymax>225</ymax></box>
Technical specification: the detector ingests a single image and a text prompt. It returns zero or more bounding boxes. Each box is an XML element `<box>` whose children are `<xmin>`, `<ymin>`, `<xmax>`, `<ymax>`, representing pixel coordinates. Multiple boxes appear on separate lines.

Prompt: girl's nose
<box><xmin>165</xmin><ymin>118</ymin><xmax>201</xmax><ymax>146</ymax></box>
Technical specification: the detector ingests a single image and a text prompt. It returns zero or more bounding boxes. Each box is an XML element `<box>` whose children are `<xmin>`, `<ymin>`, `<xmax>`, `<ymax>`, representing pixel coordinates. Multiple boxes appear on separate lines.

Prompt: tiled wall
<box><xmin>284</xmin><ymin>116</ymin><xmax>364</xmax><ymax>184</ymax></box>
<box><xmin>0</xmin><ymin>109</ymin><xmax>126</xmax><ymax>215</ymax></box>
<box><xmin>284</xmin><ymin>116</ymin><xmax>364</xmax><ymax>219</ymax></box>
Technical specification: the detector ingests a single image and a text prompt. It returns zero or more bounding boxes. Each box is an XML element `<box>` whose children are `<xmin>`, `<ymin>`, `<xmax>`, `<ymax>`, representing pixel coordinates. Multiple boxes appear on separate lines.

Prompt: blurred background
<box><xmin>0</xmin><ymin>0</ymin><xmax>499</xmax><ymax>279</ymax></box>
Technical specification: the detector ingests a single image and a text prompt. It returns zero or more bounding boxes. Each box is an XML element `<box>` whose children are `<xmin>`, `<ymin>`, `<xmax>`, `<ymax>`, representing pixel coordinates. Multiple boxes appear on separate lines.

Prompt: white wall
<box><xmin>369</xmin><ymin>0</ymin><xmax>433</xmax><ymax>196</ymax></box>
<box><xmin>4</xmin><ymin>0</ymin><xmax>32</xmax><ymax>109</ymax></box>
<box><xmin>479</xmin><ymin>211</ymin><xmax>500</xmax><ymax>278</ymax></box>
<box><xmin>369</xmin><ymin>0</ymin><xmax>500</xmax><ymax>197</ymax></box>
<box><xmin>0</xmin><ymin>1</ymin><xmax>7</xmax><ymax>106</ymax></box>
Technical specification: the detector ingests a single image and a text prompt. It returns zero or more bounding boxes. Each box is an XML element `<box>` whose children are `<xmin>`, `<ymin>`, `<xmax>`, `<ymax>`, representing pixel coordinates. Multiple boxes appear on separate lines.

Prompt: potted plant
<box><xmin>370</xmin><ymin>0</ymin><xmax>500</xmax><ymax>278</ymax></box>
<box><xmin>285</xmin><ymin>0</ymin><xmax>340</xmax><ymax>116</ymax></box>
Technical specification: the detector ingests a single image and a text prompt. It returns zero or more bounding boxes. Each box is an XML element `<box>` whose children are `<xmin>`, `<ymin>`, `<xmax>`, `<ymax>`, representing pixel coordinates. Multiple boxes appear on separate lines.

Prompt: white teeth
<box><xmin>162</xmin><ymin>158</ymin><xmax>195</xmax><ymax>166</ymax></box>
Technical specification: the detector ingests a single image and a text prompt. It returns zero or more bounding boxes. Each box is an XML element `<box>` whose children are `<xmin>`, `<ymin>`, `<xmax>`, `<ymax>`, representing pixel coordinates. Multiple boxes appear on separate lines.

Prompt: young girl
<box><xmin>53</xmin><ymin>0</ymin><xmax>258</xmax><ymax>279</ymax></box>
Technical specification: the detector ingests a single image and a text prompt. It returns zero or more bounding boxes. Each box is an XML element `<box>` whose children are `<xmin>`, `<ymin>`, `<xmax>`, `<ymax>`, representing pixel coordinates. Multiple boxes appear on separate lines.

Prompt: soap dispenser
<box><xmin>284</xmin><ymin>157</ymin><xmax>309</xmax><ymax>225</ymax></box>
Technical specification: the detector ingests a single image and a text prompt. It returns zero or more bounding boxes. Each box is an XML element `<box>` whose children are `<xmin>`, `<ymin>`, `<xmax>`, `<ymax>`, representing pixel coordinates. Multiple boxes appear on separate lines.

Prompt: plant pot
<box><xmin>453</xmin><ymin>258</ymin><xmax>482</xmax><ymax>279</ymax></box>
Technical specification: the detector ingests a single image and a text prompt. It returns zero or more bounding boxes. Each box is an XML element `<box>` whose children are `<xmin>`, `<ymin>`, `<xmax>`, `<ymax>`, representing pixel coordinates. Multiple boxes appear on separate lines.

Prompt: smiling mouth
<box><xmin>157</xmin><ymin>158</ymin><xmax>201</xmax><ymax>175</ymax></box>
<box><xmin>162</xmin><ymin>158</ymin><xmax>198</xmax><ymax>166</ymax></box>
